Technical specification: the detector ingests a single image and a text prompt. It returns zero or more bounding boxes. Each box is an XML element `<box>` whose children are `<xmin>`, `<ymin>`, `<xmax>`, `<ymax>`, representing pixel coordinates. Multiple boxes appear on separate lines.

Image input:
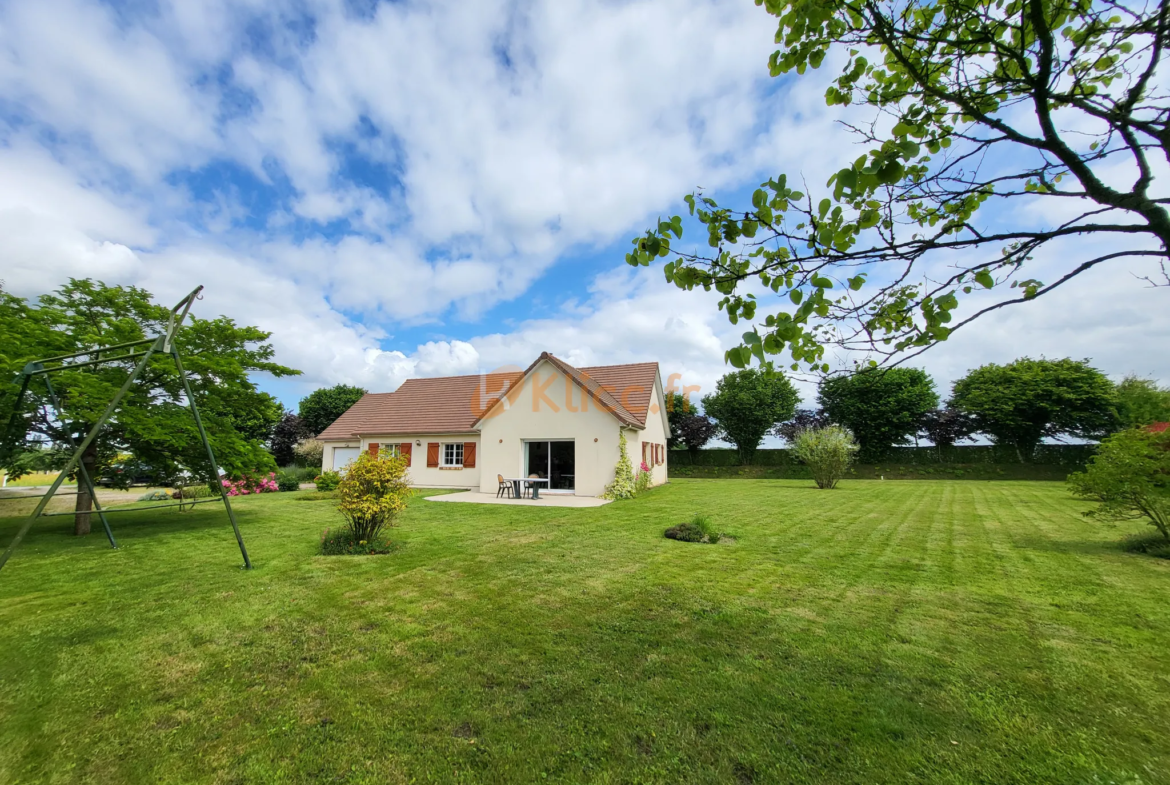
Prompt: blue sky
<box><xmin>2</xmin><ymin>0</ymin><xmax>1167</xmax><ymax>427</ymax></box>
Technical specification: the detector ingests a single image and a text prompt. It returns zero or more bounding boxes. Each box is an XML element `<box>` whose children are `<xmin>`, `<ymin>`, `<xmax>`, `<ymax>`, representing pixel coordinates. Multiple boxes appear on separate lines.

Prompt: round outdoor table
<box><xmin>504</xmin><ymin>477</ymin><xmax>550</xmax><ymax>500</ymax></box>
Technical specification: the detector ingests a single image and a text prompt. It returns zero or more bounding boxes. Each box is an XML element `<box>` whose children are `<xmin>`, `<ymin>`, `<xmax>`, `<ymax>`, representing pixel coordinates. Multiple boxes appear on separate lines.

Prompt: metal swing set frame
<box><xmin>0</xmin><ymin>286</ymin><xmax>251</xmax><ymax>574</ymax></box>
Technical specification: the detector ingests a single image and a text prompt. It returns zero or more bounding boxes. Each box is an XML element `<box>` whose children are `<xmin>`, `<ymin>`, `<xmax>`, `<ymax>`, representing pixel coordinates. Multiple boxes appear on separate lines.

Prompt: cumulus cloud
<box><xmin>0</xmin><ymin>0</ymin><xmax>1163</xmax><ymax>416</ymax></box>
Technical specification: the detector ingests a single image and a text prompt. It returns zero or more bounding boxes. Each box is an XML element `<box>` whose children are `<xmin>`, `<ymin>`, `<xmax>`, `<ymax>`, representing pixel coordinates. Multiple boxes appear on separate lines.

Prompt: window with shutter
<box><xmin>441</xmin><ymin>443</ymin><xmax>464</xmax><ymax>467</ymax></box>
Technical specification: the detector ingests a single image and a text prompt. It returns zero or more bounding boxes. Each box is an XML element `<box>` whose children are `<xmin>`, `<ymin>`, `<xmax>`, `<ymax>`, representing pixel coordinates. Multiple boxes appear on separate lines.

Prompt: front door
<box><xmin>524</xmin><ymin>441</ymin><xmax>575</xmax><ymax>492</ymax></box>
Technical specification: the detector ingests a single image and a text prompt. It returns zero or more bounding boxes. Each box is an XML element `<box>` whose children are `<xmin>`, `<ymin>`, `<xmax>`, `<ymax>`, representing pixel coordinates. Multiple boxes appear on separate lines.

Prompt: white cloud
<box><xmin>0</xmin><ymin>0</ymin><xmax>1164</xmax><ymax>422</ymax></box>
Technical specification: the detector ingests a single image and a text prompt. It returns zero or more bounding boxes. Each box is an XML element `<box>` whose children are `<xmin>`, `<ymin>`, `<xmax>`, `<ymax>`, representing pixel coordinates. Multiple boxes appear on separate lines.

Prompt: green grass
<box><xmin>0</xmin><ymin>480</ymin><xmax>1167</xmax><ymax>784</ymax></box>
<box><xmin>0</xmin><ymin>471</ymin><xmax>76</xmax><ymax>488</ymax></box>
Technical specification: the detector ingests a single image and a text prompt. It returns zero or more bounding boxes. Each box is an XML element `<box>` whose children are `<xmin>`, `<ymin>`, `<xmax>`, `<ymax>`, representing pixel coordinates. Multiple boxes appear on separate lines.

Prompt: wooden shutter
<box><xmin>463</xmin><ymin>442</ymin><xmax>476</xmax><ymax>468</ymax></box>
<box><xmin>427</xmin><ymin>442</ymin><xmax>440</xmax><ymax>468</ymax></box>
<box><xmin>400</xmin><ymin>443</ymin><xmax>412</xmax><ymax>464</ymax></box>
<box><xmin>367</xmin><ymin>442</ymin><xmax>379</xmax><ymax>456</ymax></box>
<box><xmin>642</xmin><ymin>442</ymin><xmax>648</xmax><ymax>464</ymax></box>
<box><xmin>657</xmin><ymin>444</ymin><xmax>663</xmax><ymax>465</ymax></box>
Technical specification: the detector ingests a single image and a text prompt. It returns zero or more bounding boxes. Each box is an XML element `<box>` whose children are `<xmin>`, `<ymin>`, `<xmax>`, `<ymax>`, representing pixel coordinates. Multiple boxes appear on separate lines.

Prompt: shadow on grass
<box><xmin>0</xmin><ymin>501</ymin><xmax>273</xmax><ymax>544</ymax></box>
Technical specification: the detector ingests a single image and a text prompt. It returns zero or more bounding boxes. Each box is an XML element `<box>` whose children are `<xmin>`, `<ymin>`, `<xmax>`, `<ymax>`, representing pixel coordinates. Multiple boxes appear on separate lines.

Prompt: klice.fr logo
<box><xmin>468</xmin><ymin>367</ymin><xmax>700</xmax><ymax>420</ymax></box>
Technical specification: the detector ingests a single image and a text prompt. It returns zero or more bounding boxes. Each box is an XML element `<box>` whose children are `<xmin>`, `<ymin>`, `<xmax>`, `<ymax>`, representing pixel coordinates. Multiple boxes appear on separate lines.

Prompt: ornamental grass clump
<box><xmin>327</xmin><ymin>451</ymin><xmax>412</xmax><ymax>554</ymax></box>
<box><xmin>665</xmin><ymin>513</ymin><xmax>722</xmax><ymax>544</ymax></box>
<box><xmin>792</xmin><ymin>425</ymin><xmax>858</xmax><ymax>489</ymax></box>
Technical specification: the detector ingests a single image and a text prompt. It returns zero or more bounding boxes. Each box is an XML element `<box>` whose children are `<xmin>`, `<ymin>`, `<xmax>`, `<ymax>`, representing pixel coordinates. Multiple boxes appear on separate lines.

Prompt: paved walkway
<box><xmin>425</xmin><ymin>491</ymin><xmax>611</xmax><ymax>508</ymax></box>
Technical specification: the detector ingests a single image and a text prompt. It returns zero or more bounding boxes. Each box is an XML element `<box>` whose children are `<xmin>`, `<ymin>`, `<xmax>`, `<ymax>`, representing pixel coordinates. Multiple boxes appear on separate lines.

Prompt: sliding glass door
<box><xmin>524</xmin><ymin>440</ymin><xmax>575</xmax><ymax>492</ymax></box>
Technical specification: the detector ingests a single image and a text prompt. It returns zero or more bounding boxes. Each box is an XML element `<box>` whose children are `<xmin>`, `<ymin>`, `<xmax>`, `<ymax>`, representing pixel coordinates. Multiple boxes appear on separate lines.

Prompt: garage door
<box><xmin>332</xmin><ymin>447</ymin><xmax>359</xmax><ymax>470</ymax></box>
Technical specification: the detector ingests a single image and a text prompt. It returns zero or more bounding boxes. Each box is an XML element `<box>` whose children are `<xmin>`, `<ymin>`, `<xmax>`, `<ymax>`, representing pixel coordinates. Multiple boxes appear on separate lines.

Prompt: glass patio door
<box><xmin>524</xmin><ymin>440</ymin><xmax>575</xmax><ymax>492</ymax></box>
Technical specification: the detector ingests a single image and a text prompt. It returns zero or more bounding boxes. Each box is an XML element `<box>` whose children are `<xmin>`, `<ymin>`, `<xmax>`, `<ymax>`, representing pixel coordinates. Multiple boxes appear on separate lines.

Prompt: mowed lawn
<box><xmin>0</xmin><ymin>480</ymin><xmax>1167</xmax><ymax>784</ymax></box>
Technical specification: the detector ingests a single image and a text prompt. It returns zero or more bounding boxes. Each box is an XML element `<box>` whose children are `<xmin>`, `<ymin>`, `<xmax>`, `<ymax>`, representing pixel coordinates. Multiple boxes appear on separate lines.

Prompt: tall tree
<box><xmin>771</xmin><ymin>408</ymin><xmax>833</xmax><ymax>444</ymax></box>
<box><xmin>950</xmin><ymin>357</ymin><xmax>1116</xmax><ymax>462</ymax></box>
<box><xmin>0</xmin><ymin>280</ymin><xmax>299</xmax><ymax>535</ymax></box>
<box><xmin>664</xmin><ymin>391</ymin><xmax>696</xmax><ymax>449</ymax></box>
<box><xmin>271</xmin><ymin>412</ymin><xmax>310</xmax><ymax>467</ymax></box>
<box><xmin>1115</xmin><ymin>375</ymin><xmax>1170</xmax><ymax>428</ymax></box>
<box><xmin>818</xmin><ymin>368</ymin><xmax>939</xmax><ymax>460</ymax></box>
<box><xmin>918</xmin><ymin>407</ymin><xmax>979</xmax><ymax>455</ymax></box>
<box><xmin>675</xmin><ymin>413</ymin><xmax>720</xmax><ymax>458</ymax></box>
<box><xmin>299</xmin><ymin>384</ymin><xmax>367</xmax><ymax>437</ymax></box>
<box><xmin>702</xmin><ymin>368</ymin><xmax>800</xmax><ymax>463</ymax></box>
<box><xmin>626</xmin><ymin>0</ymin><xmax>1169</xmax><ymax>373</ymax></box>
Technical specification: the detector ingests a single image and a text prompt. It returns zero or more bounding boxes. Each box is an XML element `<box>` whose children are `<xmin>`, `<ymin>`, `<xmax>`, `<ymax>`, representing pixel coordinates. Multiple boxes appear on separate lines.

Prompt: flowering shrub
<box><xmin>635</xmin><ymin>460</ymin><xmax>653</xmax><ymax>494</ymax></box>
<box><xmin>601</xmin><ymin>432</ymin><xmax>637</xmax><ymax>500</ymax></box>
<box><xmin>221</xmin><ymin>472</ymin><xmax>279</xmax><ymax>497</ymax></box>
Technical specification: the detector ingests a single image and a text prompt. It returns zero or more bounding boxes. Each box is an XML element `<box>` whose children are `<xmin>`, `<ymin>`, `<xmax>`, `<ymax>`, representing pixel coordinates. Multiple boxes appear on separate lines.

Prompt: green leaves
<box><xmin>623</xmin><ymin>0</ymin><xmax>1162</xmax><ymax>375</ymax></box>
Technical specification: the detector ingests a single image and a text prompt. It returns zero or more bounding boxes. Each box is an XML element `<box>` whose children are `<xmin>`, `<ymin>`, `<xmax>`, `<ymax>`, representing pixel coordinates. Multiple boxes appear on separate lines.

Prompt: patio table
<box><xmin>504</xmin><ymin>477</ymin><xmax>550</xmax><ymax>500</ymax></box>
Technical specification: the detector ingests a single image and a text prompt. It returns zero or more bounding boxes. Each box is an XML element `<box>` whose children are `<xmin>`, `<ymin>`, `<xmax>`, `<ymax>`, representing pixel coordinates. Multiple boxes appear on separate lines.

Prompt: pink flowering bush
<box><xmin>635</xmin><ymin>461</ymin><xmax>653</xmax><ymax>494</ymax></box>
<box><xmin>221</xmin><ymin>472</ymin><xmax>279</xmax><ymax>497</ymax></box>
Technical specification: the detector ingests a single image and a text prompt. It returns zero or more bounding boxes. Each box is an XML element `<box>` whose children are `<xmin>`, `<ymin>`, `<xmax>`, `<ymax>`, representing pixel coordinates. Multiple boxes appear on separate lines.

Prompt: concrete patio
<box><xmin>424</xmin><ymin>491</ymin><xmax>611</xmax><ymax>508</ymax></box>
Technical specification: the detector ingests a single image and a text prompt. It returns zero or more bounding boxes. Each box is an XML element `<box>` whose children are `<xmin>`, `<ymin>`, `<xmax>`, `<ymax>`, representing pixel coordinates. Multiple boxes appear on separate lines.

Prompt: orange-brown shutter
<box><xmin>642</xmin><ymin>442</ymin><xmax>648</xmax><ymax>464</ymax></box>
<box><xmin>368</xmin><ymin>442</ymin><xmax>379</xmax><ymax>456</ymax></box>
<box><xmin>463</xmin><ymin>442</ymin><xmax>476</xmax><ymax>468</ymax></box>
<box><xmin>427</xmin><ymin>442</ymin><xmax>440</xmax><ymax>468</ymax></box>
<box><xmin>400</xmin><ymin>443</ymin><xmax>412</xmax><ymax>464</ymax></box>
<box><xmin>658</xmin><ymin>444</ymin><xmax>663</xmax><ymax>465</ymax></box>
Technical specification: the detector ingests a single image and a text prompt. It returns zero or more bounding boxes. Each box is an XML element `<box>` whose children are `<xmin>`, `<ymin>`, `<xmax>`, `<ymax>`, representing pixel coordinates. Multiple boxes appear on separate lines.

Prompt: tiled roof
<box><xmin>577</xmin><ymin>360</ymin><xmax>659</xmax><ymax>426</ymax></box>
<box><xmin>315</xmin><ymin>354</ymin><xmax>660</xmax><ymax>438</ymax></box>
<box><xmin>315</xmin><ymin>372</ymin><xmax>522</xmax><ymax>439</ymax></box>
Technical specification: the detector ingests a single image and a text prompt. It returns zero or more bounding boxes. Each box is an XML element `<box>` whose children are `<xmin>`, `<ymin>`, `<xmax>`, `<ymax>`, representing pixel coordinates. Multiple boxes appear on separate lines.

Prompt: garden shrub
<box><xmin>221</xmin><ymin>472</ymin><xmax>278</xmax><ymax>496</ymax></box>
<box><xmin>314</xmin><ymin>470</ymin><xmax>342</xmax><ymax>492</ymax></box>
<box><xmin>601</xmin><ymin>432</ymin><xmax>637</xmax><ymax>500</ymax></box>
<box><xmin>294</xmin><ymin>439</ymin><xmax>325</xmax><ymax>468</ymax></box>
<box><xmin>174</xmin><ymin>483</ymin><xmax>214</xmax><ymax>500</ymax></box>
<box><xmin>665</xmin><ymin>513</ymin><xmax>722</xmax><ymax>544</ymax></box>
<box><xmin>1120</xmin><ymin>532</ymin><xmax>1170</xmax><ymax>560</ymax></box>
<box><xmin>276</xmin><ymin>472</ymin><xmax>301</xmax><ymax>492</ymax></box>
<box><xmin>635</xmin><ymin>460</ymin><xmax>652</xmax><ymax>494</ymax></box>
<box><xmin>1068</xmin><ymin>428</ymin><xmax>1170</xmax><ymax>542</ymax></box>
<box><xmin>137</xmin><ymin>490</ymin><xmax>172</xmax><ymax>502</ymax></box>
<box><xmin>319</xmin><ymin>528</ymin><xmax>397</xmax><ymax>555</ymax></box>
<box><xmin>792</xmin><ymin>425</ymin><xmax>858</xmax><ymax>489</ymax></box>
<box><xmin>323</xmin><ymin>451</ymin><xmax>411</xmax><ymax>554</ymax></box>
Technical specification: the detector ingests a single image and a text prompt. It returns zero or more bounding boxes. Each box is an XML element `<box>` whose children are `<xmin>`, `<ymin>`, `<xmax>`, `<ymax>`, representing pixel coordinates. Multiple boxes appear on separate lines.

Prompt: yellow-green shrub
<box><xmin>335</xmin><ymin>451</ymin><xmax>412</xmax><ymax>543</ymax></box>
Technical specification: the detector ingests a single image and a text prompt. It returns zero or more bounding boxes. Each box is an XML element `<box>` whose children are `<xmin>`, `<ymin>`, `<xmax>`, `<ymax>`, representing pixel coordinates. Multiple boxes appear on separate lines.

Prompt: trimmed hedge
<box><xmin>668</xmin><ymin>463</ymin><xmax>1076</xmax><ymax>481</ymax></box>
<box><xmin>668</xmin><ymin>443</ymin><xmax>1097</xmax><ymax>467</ymax></box>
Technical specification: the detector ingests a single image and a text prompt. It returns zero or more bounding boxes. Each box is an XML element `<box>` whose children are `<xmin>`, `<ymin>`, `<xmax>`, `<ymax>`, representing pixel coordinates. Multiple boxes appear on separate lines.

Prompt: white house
<box><xmin>316</xmin><ymin>353</ymin><xmax>670</xmax><ymax>497</ymax></box>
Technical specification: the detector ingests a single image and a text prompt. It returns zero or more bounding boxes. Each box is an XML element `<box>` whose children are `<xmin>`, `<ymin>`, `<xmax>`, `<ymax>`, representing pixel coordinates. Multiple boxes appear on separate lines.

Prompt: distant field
<box><xmin>0</xmin><ymin>471</ymin><xmax>76</xmax><ymax>488</ymax></box>
<box><xmin>0</xmin><ymin>480</ymin><xmax>1166</xmax><ymax>784</ymax></box>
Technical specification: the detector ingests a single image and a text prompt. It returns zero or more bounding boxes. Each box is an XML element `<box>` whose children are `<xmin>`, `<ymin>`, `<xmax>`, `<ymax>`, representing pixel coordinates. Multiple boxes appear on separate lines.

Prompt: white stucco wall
<box><xmin>361</xmin><ymin>434</ymin><xmax>481</xmax><ymax>489</ymax></box>
<box><xmin>628</xmin><ymin>378</ymin><xmax>670</xmax><ymax>488</ymax></box>
<box><xmin>476</xmin><ymin>360</ymin><xmax>627</xmax><ymax>497</ymax></box>
<box><xmin>321</xmin><ymin>435</ymin><xmax>480</xmax><ymax>489</ymax></box>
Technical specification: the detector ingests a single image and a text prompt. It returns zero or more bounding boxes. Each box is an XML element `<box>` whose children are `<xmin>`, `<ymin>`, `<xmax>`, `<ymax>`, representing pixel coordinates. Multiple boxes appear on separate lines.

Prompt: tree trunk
<box><xmin>74</xmin><ymin>442</ymin><xmax>97</xmax><ymax>536</ymax></box>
